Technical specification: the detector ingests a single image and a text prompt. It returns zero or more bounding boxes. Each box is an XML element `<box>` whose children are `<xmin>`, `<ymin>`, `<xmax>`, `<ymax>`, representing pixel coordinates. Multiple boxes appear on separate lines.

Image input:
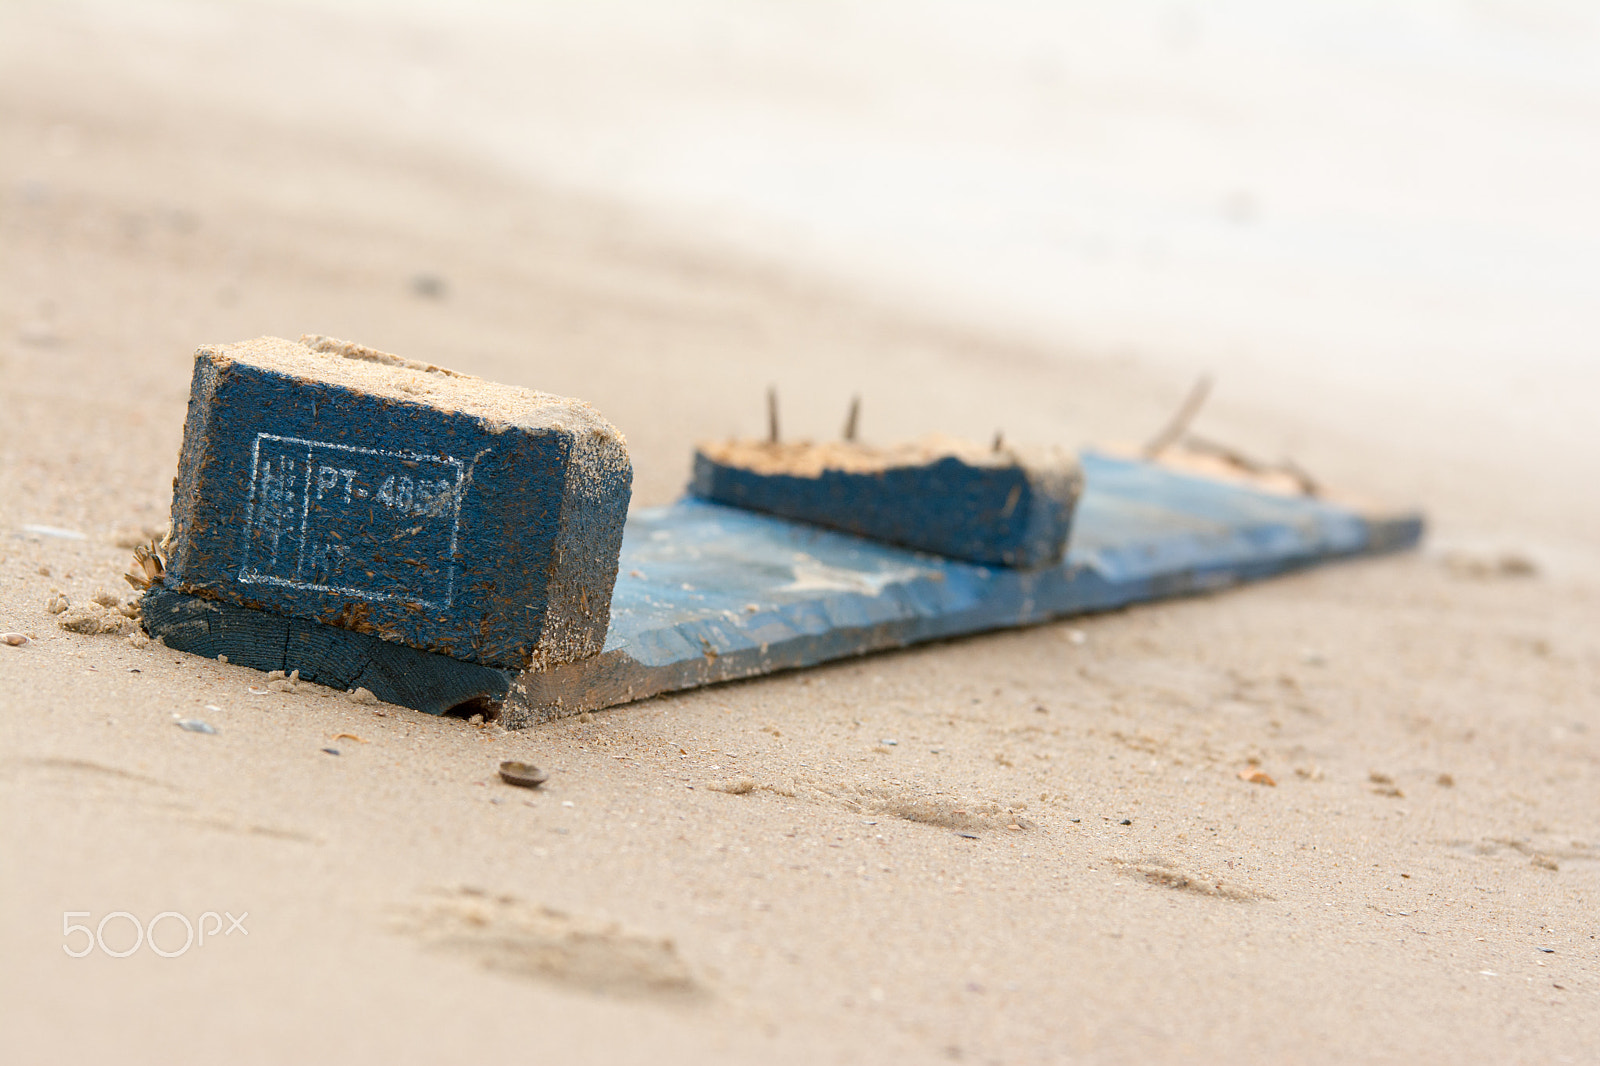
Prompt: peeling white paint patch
<box><xmin>778</xmin><ymin>554</ymin><xmax>931</xmax><ymax>596</ymax></box>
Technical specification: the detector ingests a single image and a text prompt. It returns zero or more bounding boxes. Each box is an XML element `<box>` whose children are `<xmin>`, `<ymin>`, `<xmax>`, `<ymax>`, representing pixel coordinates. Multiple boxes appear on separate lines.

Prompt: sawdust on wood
<box><xmin>698</xmin><ymin>434</ymin><xmax>1074</xmax><ymax>479</ymax></box>
<box><xmin>205</xmin><ymin>335</ymin><xmax>626</xmax><ymax>452</ymax></box>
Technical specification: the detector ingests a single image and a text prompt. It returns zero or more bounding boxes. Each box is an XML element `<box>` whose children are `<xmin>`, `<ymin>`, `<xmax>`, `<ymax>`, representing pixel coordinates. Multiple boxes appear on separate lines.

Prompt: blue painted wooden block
<box><xmin>689</xmin><ymin>438</ymin><xmax>1082</xmax><ymax>567</ymax></box>
<box><xmin>163</xmin><ymin>335</ymin><xmax>631</xmax><ymax>669</ymax></box>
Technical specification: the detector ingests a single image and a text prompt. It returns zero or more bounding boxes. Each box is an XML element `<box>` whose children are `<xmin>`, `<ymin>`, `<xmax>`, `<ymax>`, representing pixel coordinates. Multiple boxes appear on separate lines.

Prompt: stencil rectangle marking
<box><xmin>239</xmin><ymin>433</ymin><xmax>467</xmax><ymax>609</ymax></box>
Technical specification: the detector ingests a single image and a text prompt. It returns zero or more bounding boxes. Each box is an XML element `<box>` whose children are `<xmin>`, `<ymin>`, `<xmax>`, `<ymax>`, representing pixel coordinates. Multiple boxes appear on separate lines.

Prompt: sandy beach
<box><xmin>2</xmin><ymin>3</ymin><xmax>1597</xmax><ymax>1063</ymax></box>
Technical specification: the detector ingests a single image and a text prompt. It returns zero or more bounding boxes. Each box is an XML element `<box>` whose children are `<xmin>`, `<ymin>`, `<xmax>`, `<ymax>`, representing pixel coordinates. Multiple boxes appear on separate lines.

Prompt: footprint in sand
<box><xmin>1111</xmin><ymin>855</ymin><xmax>1269</xmax><ymax>902</ymax></box>
<box><xmin>394</xmin><ymin>887</ymin><xmax>702</xmax><ymax>1000</ymax></box>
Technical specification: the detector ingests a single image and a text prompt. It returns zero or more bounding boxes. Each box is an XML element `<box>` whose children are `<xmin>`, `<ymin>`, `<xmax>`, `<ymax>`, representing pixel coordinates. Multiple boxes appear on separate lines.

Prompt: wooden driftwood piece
<box><xmin>507</xmin><ymin>453</ymin><xmax>1422</xmax><ymax>726</ymax></box>
<box><xmin>145</xmin><ymin>452</ymin><xmax>1420</xmax><ymax>721</ymax></box>
<box><xmin>510</xmin><ymin>451</ymin><xmax>1422</xmax><ymax>725</ymax></box>
<box><xmin>161</xmin><ymin>335</ymin><xmax>631</xmax><ymax>669</ymax></box>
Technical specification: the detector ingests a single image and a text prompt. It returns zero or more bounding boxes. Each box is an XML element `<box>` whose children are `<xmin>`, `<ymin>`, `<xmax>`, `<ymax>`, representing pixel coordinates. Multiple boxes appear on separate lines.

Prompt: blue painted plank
<box><xmin>502</xmin><ymin>452</ymin><xmax>1420</xmax><ymax>726</ymax></box>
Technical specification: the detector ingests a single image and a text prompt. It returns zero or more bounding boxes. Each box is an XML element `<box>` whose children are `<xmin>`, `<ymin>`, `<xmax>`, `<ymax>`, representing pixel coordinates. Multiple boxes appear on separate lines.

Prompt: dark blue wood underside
<box><xmin>142</xmin><ymin>586</ymin><xmax>516</xmax><ymax>716</ymax></box>
<box><xmin>500</xmin><ymin>453</ymin><xmax>1422</xmax><ymax>726</ymax></box>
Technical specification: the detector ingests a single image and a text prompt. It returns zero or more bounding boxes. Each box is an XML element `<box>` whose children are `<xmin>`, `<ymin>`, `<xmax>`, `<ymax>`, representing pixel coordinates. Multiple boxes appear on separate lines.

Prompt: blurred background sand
<box><xmin>1</xmin><ymin>2</ymin><xmax>1597</xmax><ymax>1062</ymax></box>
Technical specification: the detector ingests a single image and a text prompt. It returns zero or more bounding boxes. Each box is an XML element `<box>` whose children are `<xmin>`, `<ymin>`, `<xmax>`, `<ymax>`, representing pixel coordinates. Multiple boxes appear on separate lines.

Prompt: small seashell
<box><xmin>498</xmin><ymin>761</ymin><xmax>550</xmax><ymax>789</ymax></box>
<box><xmin>3</xmin><ymin>632</ymin><xmax>31</xmax><ymax>646</ymax></box>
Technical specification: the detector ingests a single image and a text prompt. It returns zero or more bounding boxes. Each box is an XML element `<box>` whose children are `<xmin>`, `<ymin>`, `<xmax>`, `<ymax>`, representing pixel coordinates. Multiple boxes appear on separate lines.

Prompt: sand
<box><xmin>2</xmin><ymin>5</ymin><xmax>1597</xmax><ymax>1065</ymax></box>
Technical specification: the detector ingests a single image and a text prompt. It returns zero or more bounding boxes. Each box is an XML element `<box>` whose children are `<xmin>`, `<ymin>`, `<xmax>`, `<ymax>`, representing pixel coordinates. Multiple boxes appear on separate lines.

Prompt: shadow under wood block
<box><xmin>690</xmin><ymin>436</ymin><xmax>1083</xmax><ymax>568</ymax></box>
<box><xmin>150</xmin><ymin>334</ymin><xmax>631</xmax><ymax>682</ymax></box>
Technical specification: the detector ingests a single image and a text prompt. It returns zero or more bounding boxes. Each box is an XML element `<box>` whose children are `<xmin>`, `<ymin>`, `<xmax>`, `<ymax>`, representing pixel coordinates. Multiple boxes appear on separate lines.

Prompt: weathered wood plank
<box><xmin>164</xmin><ymin>335</ymin><xmax>631</xmax><ymax>669</ymax></box>
<box><xmin>507</xmin><ymin>451</ymin><xmax>1422</xmax><ymax>725</ymax></box>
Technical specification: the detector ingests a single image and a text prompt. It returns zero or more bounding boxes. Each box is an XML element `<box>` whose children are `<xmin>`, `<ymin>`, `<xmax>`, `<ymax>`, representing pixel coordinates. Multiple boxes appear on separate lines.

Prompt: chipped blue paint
<box><xmin>689</xmin><ymin>447</ymin><xmax>1080</xmax><ymax>567</ymax></box>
